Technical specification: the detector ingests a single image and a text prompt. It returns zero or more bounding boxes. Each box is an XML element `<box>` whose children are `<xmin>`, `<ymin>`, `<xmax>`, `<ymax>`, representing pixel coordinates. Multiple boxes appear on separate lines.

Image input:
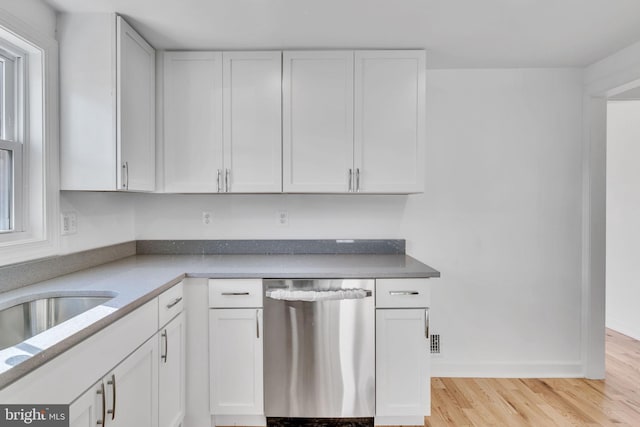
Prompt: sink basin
<box><xmin>0</xmin><ymin>294</ymin><xmax>114</xmax><ymax>351</ymax></box>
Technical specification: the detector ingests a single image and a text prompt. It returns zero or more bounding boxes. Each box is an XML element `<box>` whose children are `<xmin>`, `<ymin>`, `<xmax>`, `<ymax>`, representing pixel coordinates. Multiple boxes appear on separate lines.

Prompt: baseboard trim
<box><xmin>606</xmin><ymin>319</ymin><xmax>640</xmax><ymax>341</ymax></box>
<box><xmin>213</xmin><ymin>415</ymin><xmax>267</xmax><ymax>426</ymax></box>
<box><xmin>375</xmin><ymin>415</ymin><xmax>424</xmax><ymax>426</ymax></box>
<box><xmin>431</xmin><ymin>361</ymin><xmax>584</xmax><ymax>378</ymax></box>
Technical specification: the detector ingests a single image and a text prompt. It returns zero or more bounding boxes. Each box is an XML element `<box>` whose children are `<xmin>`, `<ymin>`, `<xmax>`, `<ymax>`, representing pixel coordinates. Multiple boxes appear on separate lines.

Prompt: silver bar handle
<box><xmin>161</xmin><ymin>329</ymin><xmax>168</xmax><ymax>363</ymax></box>
<box><xmin>348</xmin><ymin>169</ymin><xmax>353</xmax><ymax>192</ymax></box>
<box><xmin>225</xmin><ymin>168</ymin><xmax>230</xmax><ymax>192</ymax></box>
<box><xmin>256</xmin><ymin>309</ymin><xmax>260</xmax><ymax>339</ymax></box>
<box><xmin>356</xmin><ymin>168</ymin><xmax>360</xmax><ymax>192</ymax></box>
<box><xmin>425</xmin><ymin>308</ymin><xmax>430</xmax><ymax>339</ymax></box>
<box><xmin>166</xmin><ymin>296</ymin><xmax>183</xmax><ymax>309</ymax></box>
<box><xmin>97</xmin><ymin>382</ymin><xmax>106</xmax><ymax>425</ymax></box>
<box><xmin>217</xmin><ymin>169</ymin><xmax>222</xmax><ymax>192</ymax></box>
<box><xmin>107</xmin><ymin>374</ymin><xmax>116</xmax><ymax>420</ymax></box>
<box><xmin>266</xmin><ymin>288</ymin><xmax>372</xmax><ymax>301</ymax></box>
<box><xmin>389</xmin><ymin>291</ymin><xmax>419</xmax><ymax>296</ymax></box>
<box><xmin>221</xmin><ymin>292</ymin><xmax>250</xmax><ymax>296</ymax></box>
<box><xmin>122</xmin><ymin>161</ymin><xmax>129</xmax><ymax>190</ymax></box>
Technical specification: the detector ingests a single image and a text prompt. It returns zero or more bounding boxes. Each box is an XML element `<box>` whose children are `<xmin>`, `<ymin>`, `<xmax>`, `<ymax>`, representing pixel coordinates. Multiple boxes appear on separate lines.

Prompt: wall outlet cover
<box><xmin>61</xmin><ymin>211</ymin><xmax>78</xmax><ymax>235</ymax></box>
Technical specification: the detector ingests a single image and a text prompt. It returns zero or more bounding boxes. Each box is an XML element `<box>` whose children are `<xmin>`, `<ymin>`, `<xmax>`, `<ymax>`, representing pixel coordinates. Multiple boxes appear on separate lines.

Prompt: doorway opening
<box><xmin>605</xmin><ymin>86</ymin><xmax>640</xmax><ymax>343</ymax></box>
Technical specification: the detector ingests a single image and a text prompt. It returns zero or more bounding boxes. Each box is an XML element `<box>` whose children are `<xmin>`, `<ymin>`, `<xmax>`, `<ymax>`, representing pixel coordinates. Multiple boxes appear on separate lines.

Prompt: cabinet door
<box><xmin>376</xmin><ymin>309</ymin><xmax>430</xmax><ymax>416</ymax></box>
<box><xmin>59</xmin><ymin>13</ymin><xmax>117</xmax><ymax>191</ymax></box>
<box><xmin>70</xmin><ymin>382</ymin><xmax>103</xmax><ymax>427</ymax></box>
<box><xmin>163</xmin><ymin>52</ymin><xmax>223</xmax><ymax>192</ymax></box>
<box><xmin>116</xmin><ymin>16</ymin><xmax>156</xmax><ymax>192</ymax></box>
<box><xmin>283</xmin><ymin>51</ymin><xmax>354</xmax><ymax>192</ymax></box>
<box><xmin>108</xmin><ymin>336</ymin><xmax>159</xmax><ymax>427</ymax></box>
<box><xmin>209</xmin><ymin>308</ymin><xmax>263</xmax><ymax>415</ymax></box>
<box><xmin>223</xmin><ymin>52</ymin><xmax>282</xmax><ymax>193</ymax></box>
<box><xmin>159</xmin><ymin>312</ymin><xmax>186</xmax><ymax>427</ymax></box>
<box><xmin>354</xmin><ymin>51</ymin><xmax>425</xmax><ymax>193</ymax></box>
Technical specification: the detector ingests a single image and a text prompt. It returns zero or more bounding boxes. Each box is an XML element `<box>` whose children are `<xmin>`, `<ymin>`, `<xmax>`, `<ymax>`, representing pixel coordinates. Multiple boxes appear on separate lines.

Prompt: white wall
<box><xmin>134</xmin><ymin>68</ymin><xmax>585</xmax><ymax>376</ymax></box>
<box><xmin>412</xmin><ymin>68</ymin><xmax>584</xmax><ymax>376</ymax></box>
<box><xmin>134</xmin><ymin>194</ymin><xmax>407</xmax><ymax>239</ymax></box>
<box><xmin>606</xmin><ymin>100</ymin><xmax>640</xmax><ymax>340</ymax></box>
<box><xmin>59</xmin><ymin>192</ymin><xmax>135</xmax><ymax>254</ymax></box>
<box><xmin>0</xmin><ymin>0</ymin><xmax>56</xmax><ymax>38</ymax></box>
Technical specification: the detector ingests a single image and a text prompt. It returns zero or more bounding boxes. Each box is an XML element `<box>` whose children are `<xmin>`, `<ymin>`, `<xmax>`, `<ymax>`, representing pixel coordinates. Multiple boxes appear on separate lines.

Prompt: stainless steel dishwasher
<box><xmin>263</xmin><ymin>279</ymin><xmax>375</xmax><ymax>419</ymax></box>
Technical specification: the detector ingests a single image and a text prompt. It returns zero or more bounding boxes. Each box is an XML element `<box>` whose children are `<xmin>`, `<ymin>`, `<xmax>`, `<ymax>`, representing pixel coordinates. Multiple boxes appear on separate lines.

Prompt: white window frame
<box><xmin>0</xmin><ymin>11</ymin><xmax>59</xmax><ymax>266</ymax></box>
<box><xmin>0</xmin><ymin>46</ymin><xmax>24</xmax><ymax>235</ymax></box>
<box><xmin>0</xmin><ymin>139</ymin><xmax>23</xmax><ymax>233</ymax></box>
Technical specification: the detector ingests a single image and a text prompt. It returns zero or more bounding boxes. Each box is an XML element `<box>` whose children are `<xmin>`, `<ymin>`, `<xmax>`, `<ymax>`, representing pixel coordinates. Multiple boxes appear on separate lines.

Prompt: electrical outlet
<box><xmin>277</xmin><ymin>210</ymin><xmax>289</xmax><ymax>226</ymax></box>
<box><xmin>61</xmin><ymin>211</ymin><xmax>78</xmax><ymax>235</ymax></box>
<box><xmin>202</xmin><ymin>211</ymin><xmax>213</xmax><ymax>225</ymax></box>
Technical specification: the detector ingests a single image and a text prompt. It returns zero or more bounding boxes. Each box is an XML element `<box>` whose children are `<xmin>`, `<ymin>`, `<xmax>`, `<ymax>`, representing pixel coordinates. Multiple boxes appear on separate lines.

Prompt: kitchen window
<box><xmin>0</xmin><ymin>12</ymin><xmax>59</xmax><ymax>266</ymax></box>
<box><xmin>0</xmin><ymin>46</ymin><xmax>24</xmax><ymax>234</ymax></box>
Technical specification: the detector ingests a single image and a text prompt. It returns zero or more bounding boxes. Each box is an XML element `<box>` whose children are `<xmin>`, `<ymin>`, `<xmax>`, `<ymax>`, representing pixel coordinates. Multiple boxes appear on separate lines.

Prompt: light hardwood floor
<box><xmin>425</xmin><ymin>329</ymin><xmax>640</xmax><ymax>426</ymax></box>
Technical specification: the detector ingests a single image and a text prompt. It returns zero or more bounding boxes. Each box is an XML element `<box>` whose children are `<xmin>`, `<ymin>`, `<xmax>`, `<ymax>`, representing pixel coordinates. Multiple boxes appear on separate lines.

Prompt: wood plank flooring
<box><xmin>425</xmin><ymin>329</ymin><xmax>640</xmax><ymax>426</ymax></box>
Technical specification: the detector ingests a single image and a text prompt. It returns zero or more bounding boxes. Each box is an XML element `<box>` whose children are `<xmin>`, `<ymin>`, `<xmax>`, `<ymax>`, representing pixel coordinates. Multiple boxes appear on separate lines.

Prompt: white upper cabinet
<box><xmin>283</xmin><ymin>50</ymin><xmax>425</xmax><ymax>194</ymax></box>
<box><xmin>355</xmin><ymin>50</ymin><xmax>425</xmax><ymax>193</ymax></box>
<box><xmin>59</xmin><ymin>14</ymin><xmax>155</xmax><ymax>191</ymax></box>
<box><xmin>162</xmin><ymin>51</ymin><xmax>223</xmax><ymax>193</ymax></box>
<box><xmin>223</xmin><ymin>52</ymin><xmax>282</xmax><ymax>193</ymax></box>
<box><xmin>283</xmin><ymin>51</ymin><xmax>355</xmax><ymax>192</ymax></box>
<box><xmin>117</xmin><ymin>17</ymin><xmax>156</xmax><ymax>192</ymax></box>
<box><xmin>161</xmin><ymin>51</ymin><xmax>281</xmax><ymax>193</ymax></box>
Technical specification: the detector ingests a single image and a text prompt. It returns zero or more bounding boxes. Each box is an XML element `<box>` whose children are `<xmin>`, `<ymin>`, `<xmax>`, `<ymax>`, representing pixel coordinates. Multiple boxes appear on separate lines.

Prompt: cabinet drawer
<box><xmin>159</xmin><ymin>282</ymin><xmax>184</xmax><ymax>327</ymax></box>
<box><xmin>209</xmin><ymin>279</ymin><xmax>263</xmax><ymax>308</ymax></box>
<box><xmin>376</xmin><ymin>279</ymin><xmax>430</xmax><ymax>308</ymax></box>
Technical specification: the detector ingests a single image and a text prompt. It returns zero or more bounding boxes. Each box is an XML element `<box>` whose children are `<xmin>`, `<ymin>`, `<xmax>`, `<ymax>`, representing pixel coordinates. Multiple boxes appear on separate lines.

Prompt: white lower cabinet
<box><xmin>69</xmin><ymin>381</ymin><xmax>101</xmax><ymax>427</ymax></box>
<box><xmin>70</xmin><ymin>337</ymin><xmax>159</xmax><ymax>427</ymax></box>
<box><xmin>110</xmin><ymin>337</ymin><xmax>159</xmax><ymax>427</ymax></box>
<box><xmin>209</xmin><ymin>308</ymin><xmax>264</xmax><ymax>416</ymax></box>
<box><xmin>375</xmin><ymin>278</ymin><xmax>431</xmax><ymax>425</ymax></box>
<box><xmin>375</xmin><ymin>309</ymin><xmax>430</xmax><ymax>417</ymax></box>
<box><xmin>68</xmin><ymin>282</ymin><xmax>185</xmax><ymax>427</ymax></box>
<box><xmin>208</xmin><ymin>278</ymin><xmax>264</xmax><ymax>422</ymax></box>
<box><xmin>159</xmin><ymin>312</ymin><xmax>186</xmax><ymax>427</ymax></box>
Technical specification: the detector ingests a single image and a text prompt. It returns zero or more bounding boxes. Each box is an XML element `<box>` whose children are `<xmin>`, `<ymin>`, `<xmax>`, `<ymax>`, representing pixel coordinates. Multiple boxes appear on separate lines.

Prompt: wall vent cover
<box><xmin>430</xmin><ymin>334</ymin><xmax>440</xmax><ymax>354</ymax></box>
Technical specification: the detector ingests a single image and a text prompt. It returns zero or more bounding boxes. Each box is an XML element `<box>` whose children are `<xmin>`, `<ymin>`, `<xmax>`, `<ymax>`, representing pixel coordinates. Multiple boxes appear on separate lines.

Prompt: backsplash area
<box><xmin>136</xmin><ymin>239</ymin><xmax>405</xmax><ymax>255</ymax></box>
<box><xmin>0</xmin><ymin>242</ymin><xmax>136</xmax><ymax>293</ymax></box>
<box><xmin>0</xmin><ymin>240</ymin><xmax>405</xmax><ymax>293</ymax></box>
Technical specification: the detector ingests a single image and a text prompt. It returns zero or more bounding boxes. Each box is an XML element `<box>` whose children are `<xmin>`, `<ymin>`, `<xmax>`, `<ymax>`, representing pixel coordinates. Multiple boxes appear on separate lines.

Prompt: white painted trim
<box><xmin>581</xmin><ymin>95</ymin><xmax>607</xmax><ymax>379</ymax></box>
<box><xmin>606</xmin><ymin>319</ymin><xmax>640</xmax><ymax>342</ymax></box>
<box><xmin>585</xmin><ymin>39</ymin><xmax>640</xmax><ymax>96</ymax></box>
<box><xmin>0</xmin><ymin>8</ymin><xmax>59</xmax><ymax>266</ymax></box>
<box><xmin>213</xmin><ymin>415</ymin><xmax>266</xmax><ymax>426</ymax></box>
<box><xmin>375</xmin><ymin>415</ymin><xmax>424</xmax><ymax>426</ymax></box>
<box><xmin>431</xmin><ymin>361</ymin><xmax>583</xmax><ymax>378</ymax></box>
<box><xmin>581</xmin><ymin>40</ymin><xmax>640</xmax><ymax>378</ymax></box>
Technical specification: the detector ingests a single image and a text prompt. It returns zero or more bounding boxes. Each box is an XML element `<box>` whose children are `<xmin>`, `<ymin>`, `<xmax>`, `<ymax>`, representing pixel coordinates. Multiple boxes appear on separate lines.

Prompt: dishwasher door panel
<box><xmin>263</xmin><ymin>279</ymin><xmax>375</xmax><ymax>418</ymax></box>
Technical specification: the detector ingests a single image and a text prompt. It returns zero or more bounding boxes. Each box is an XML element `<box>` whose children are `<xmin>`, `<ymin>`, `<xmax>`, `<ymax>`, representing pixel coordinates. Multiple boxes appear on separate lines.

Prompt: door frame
<box><xmin>582</xmin><ymin>69</ymin><xmax>640</xmax><ymax>378</ymax></box>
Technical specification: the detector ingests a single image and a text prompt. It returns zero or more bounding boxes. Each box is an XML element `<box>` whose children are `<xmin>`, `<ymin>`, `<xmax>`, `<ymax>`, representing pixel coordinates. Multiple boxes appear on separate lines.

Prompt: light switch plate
<box><xmin>61</xmin><ymin>211</ymin><xmax>78</xmax><ymax>235</ymax></box>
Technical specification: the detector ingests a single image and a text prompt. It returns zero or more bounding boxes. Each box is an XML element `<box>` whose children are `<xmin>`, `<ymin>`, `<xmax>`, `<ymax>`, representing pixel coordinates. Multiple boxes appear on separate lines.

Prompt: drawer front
<box><xmin>209</xmin><ymin>279</ymin><xmax>263</xmax><ymax>308</ymax></box>
<box><xmin>376</xmin><ymin>278</ymin><xmax>430</xmax><ymax>308</ymax></box>
<box><xmin>159</xmin><ymin>281</ymin><xmax>184</xmax><ymax>327</ymax></box>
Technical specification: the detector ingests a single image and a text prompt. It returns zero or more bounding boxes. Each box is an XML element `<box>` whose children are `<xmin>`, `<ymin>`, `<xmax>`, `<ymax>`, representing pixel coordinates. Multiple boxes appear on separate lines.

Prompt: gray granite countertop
<box><xmin>0</xmin><ymin>253</ymin><xmax>439</xmax><ymax>389</ymax></box>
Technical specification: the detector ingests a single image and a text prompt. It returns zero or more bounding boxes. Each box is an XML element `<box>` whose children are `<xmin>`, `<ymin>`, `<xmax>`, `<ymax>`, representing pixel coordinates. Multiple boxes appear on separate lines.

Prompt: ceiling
<box><xmin>42</xmin><ymin>0</ymin><xmax>640</xmax><ymax>69</ymax></box>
